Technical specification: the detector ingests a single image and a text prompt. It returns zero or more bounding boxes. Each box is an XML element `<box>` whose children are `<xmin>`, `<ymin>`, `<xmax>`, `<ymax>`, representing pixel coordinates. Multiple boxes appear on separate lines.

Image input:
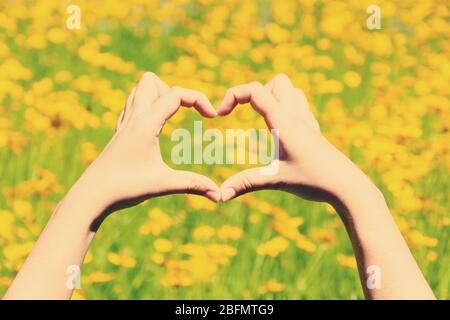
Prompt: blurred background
<box><xmin>0</xmin><ymin>0</ymin><xmax>448</xmax><ymax>299</ymax></box>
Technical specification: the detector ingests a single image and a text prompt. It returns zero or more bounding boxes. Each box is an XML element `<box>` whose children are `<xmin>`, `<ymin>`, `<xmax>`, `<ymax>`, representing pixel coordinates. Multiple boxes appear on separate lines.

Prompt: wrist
<box><xmin>330</xmin><ymin>165</ymin><xmax>388</xmax><ymax>222</ymax></box>
<box><xmin>57</xmin><ymin>177</ymin><xmax>110</xmax><ymax>230</ymax></box>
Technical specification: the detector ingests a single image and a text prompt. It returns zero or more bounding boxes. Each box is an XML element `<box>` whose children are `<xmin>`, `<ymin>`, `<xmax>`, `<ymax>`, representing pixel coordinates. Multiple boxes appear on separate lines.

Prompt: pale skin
<box><xmin>4</xmin><ymin>73</ymin><xmax>435</xmax><ymax>300</ymax></box>
<box><xmin>218</xmin><ymin>74</ymin><xmax>435</xmax><ymax>300</ymax></box>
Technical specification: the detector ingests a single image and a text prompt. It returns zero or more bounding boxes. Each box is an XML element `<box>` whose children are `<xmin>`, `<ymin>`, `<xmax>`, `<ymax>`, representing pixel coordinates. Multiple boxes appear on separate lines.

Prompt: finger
<box><xmin>220</xmin><ymin>166</ymin><xmax>278</xmax><ymax>202</ymax></box>
<box><xmin>293</xmin><ymin>88</ymin><xmax>320</xmax><ymax>132</ymax></box>
<box><xmin>265</xmin><ymin>78</ymin><xmax>275</xmax><ymax>92</ymax></box>
<box><xmin>133</xmin><ymin>72</ymin><xmax>168</xmax><ymax>113</ymax></box>
<box><xmin>120</xmin><ymin>86</ymin><xmax>136</xmax><ymax>126</ymax></box>
<box><xmin>270</xmin><ymin>73</ymin><xmax>295</xmax><ymax>103</ymax></box>
<box><xmin>155</xmin><ymin>76</ymin><xmax>170</xmax><ymax>94</ymax></box>
<box><xmin>217</xmin><ymin>81</ymin><xmax>279</xmax><ymax>121</ymax></box>
<box><xmin>152</xmin><ymin>86</ymin><xmax>217</xmax><ymax>125</ymax></box>
<box><xmin>115</xmin><ymin>110</ymin><xmax>125</xmax><ymax>132</ymax></box>
<box><xmin>170</xmin><ymin>170</ymin><xmax>221</xmax><ymax>202</ymax></box>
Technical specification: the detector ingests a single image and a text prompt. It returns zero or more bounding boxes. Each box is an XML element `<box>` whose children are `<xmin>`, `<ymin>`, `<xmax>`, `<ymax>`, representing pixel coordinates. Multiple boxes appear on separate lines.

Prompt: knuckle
<box><xmin>167</xmin><ymin>87</ymin><xmax>182</xmax><ymax>103</ymax></box>
<box><xmin>171</xmin><ymin>86</ymin><xmax>182</xmax><ymax>94</ymax></box>
<box><xmin>250</xmin><ymin>81</ymin><xmax>264</xmax><ymax>90</ymax></box>
<box><xmin>241</xmin><ymin>174</ymin><xmax>253</xmax><ymax>191</ymax></box>
<box><xmin>197</xmin><ymin>92</ymin><xmax>207</xmax><ymax>101</ymax></box>
<box><xmin>294</xmin><ymin>88</ymin><xmax>305</xmax><ymax>97</ymax></box>
<box><xmin>188</xmin><ymin>177</ymin><xmax>201</xmax><ymax>192</ymax></box>
<box><xmin>225</xmin><ymin>88</ymin><xmax>234</xmax><ymax>96</ymax></box>
<box><xmin>168</xmin><ymin>86</ymin><xmax>182</xmax><ymax>98</ymax></box>
<box><xmin>141</xmin><ymin>71</ymin><xmax>157</xmax><ymax>81</ymax></box>
<box><xmin>275</xmin><ymin>73</ymin><xmax>289</xmax><ymax>81</ymax></box>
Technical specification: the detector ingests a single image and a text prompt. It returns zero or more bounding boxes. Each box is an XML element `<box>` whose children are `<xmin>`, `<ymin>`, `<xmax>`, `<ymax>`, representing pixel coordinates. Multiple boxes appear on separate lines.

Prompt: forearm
<box><xmin>333</xmin><ymin>166</ymin><xmax>435</xmax><ymax>299</ymax></box>
<box><xmin>3</xmin><ymin>182</ymin><xmax>102</xmax><ymax>300</ymax></box>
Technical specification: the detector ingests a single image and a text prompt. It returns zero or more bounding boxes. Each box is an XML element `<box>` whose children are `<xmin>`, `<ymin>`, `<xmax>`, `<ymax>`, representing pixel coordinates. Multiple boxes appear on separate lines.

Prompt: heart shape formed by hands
<box><xmin>93</xmin><ymin>71</ymin><xmax>348</xmax><ymax>221</ymax></box>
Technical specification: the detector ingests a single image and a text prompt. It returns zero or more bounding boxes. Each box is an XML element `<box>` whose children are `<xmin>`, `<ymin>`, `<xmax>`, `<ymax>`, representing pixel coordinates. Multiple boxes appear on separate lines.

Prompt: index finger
<box><xmin>151</xmin><ymin>86</ymin><xmax>217</xmax><ymax>127</ymax></box>
<box><xmin>217</xmin><ymin>82</ymin><xmax>279</xmax><ymax>119</ymax></box>
<box><xmin>134</xmin><ymin>72</ymin><xmax>170</xmax><ymax>112</ymax></box>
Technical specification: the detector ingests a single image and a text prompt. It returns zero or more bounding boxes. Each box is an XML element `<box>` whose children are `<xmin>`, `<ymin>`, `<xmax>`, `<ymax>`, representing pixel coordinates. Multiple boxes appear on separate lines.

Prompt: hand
<box><xmin>73</xmin><ymin>72</ymin><xmax>220</xmax><ymax>228</ymax></box>
<box><xmin>218</xmin><ymin>74</ymin><xmax>375</xmax><ymax>207</ymax></box>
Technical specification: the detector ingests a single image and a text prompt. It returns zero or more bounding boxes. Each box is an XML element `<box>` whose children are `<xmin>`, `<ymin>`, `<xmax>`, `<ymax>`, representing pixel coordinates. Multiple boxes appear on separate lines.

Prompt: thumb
<box><xmin>169</xmin><ymin>169</ymin><xmax>221</xmax><ymax>202</ymax></box>
<box><xmin>220</xmin><ymin>163</ymin><xmax>280</xmax><ymax>202</ymax></box>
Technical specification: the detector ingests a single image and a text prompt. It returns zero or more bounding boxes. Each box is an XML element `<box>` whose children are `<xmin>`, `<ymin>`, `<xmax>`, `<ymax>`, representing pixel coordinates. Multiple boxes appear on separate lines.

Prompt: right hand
<box><xmin>218</xmin><ymin>74</ymin><xmax>376</xmax><ymax>206</ymax></box>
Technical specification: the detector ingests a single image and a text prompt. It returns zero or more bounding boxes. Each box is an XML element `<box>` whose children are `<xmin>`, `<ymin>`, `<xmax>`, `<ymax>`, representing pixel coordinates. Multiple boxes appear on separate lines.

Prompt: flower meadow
<box><xmin>0</xmin><ymin>0</ymin><xmax>449</xmax><ymax>299</ymax></box>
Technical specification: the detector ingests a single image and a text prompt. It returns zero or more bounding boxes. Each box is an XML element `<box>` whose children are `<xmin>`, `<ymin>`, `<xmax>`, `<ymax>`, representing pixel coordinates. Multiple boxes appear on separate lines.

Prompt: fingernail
<box><xmin>206</xmin><ymin>190</ymin><xmax>221</xmax><ymax>203</ymax></box>
<box><xmin>217</xmin><ymin>106</ymin><xmax>226</xmax><ymax>116</ymax></box>
<box><xmin>221</xmin><ymin>188</ymin><xmax>236</xmax><ymax>202</ymax></box>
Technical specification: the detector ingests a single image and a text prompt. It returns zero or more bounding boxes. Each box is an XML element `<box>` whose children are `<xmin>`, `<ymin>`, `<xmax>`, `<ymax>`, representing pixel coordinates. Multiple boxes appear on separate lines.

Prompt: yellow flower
<box><xmin>241</xmin><ymin>290</ymin><xmax>251</xmax><ymax>299</ymax></box>
<box><xmin>47</xmin><ymin>28</ymin><xmax>67</xmax><ymax>44</ymax></box>
<box><xmin>217</xmin><ymin>225</ymin><xmax>243</xmax><ymax>241</ymax></box>
<box><xmin>406</xmin><ymin>230</ymin><xmax>438</xmax><ymax>249</ymax></box>
<box><xmin>316</xmin><ymin>79</ymin><xmax>343</xmax><ymax>94</ymax></box>
<box><xmin>320</xmin><ymin>2</ymin><xmax>352</xmax><ymax>38</ymax></box>
<box><xmin>83</xmin><ymin>251</ymin><xmax>93</xmax><ymax>264</ymax></box>
<box><xmin>0</xmin><ymin>210</ymin><xmax>15</xmax><ymax>241</ymax></box>
<box><xmin>176</xmin><ymin>55</ymin><xmax>197</xmax><ymax>76</ymax></box>
<box><xmin>139</xmin><ymin>208</ymin><xmax>173</xmax><ymax>236</ymax></box>
<box><xmin>257</xmin><ymin>236</ymin><xmax>289</xmax><ymax>257</ymax></box>
<box><xmin>343</xmin><ymin>71</ymin><xmax>362</xmax><ymax>88</ymax></box>
<box><xmin>85</xmin><ymin>272</ymin><xmax>115</xmax><ymax>284</ymax></box>
<box><xmin>0</xmin><ymin>277</ymin><xmax>12</xmax><ymax>287</ymax></box>
<box><xmin>0</xmin><ymin>58</ymin><xmax>32</xmax><ymax>80</ymax></box>
<box><xmin>266</xmin><ymin>23</ymin><xmax>290</xmax><ymax>43</ymax></box>
<box><xmin>71</xmin><ymin>290</ymin><xmax>86</xmax><ymax>300</ymax></box>
<box><xmin>256</xmin><ymin>201</ymin><xmax>273</xmax><ymax>213</ymax></box>
<box><xmin>310</xmin><ymin>228</ymin><xmax>336</xmax><ymax>245</ymax></box>
<box><xmin>317</xmin><ymin>38</ymin><xmax>332</xmax><ymax>51</ymax></box>
<box><xmin>160</xmin><ymin>270</ymin><xmax>193</xmax><ymax>287</ymax></box>
<box><xmin>193</xmin><ymin>225</ymin><xmax>215</xmax><ymax>240</ymax></box>
<box><xmin>344</xmin><ymin>45</ymin><xmax>365</xmax><ymax>66</ymax></box>
<box><xmin>179</xmin><ymin>243</ymin><xmax>204</xmax><ymax>255</ymax></box>
<box><xmin>80</xmin><ymin>142</ymin><xmax>99</xmax><ymax>164</ymax></box>
<box><xmin>259</xmin><ymin>280</ymin><xmax>285</xmax><ymax>294</ymax></box>
<box><xmin>414</xmin><ymin>80</ymin><xmax>431</xmax><ymax>96</ymax></box>
<box><xmin>206</xmin><ymin>244</ymin><xmax>237</xmax><ymax>265</ymax></box>
<box><xmin>13</xmin><ymin>200</ymin><xmax>34</xmax><ymax>222</ymax></box>
<box><xmin>187</xmin><ymin>256</ymin><xmax>218</xmax><ymax>283</ymax></box>
<box><xmin>108</xmin><ymin>251</ymin><xmax>137</xmax><ymax>268</ymax></box>
<box><xmin>249</xmin><ymin>47</ymin><xmax>265</xmax><ymax>64</ymax></box>
<box><xmin>54</xmin><ymin>70</ymin><xmax>73</xmax><ymax>84</ymax></box>
<box><xmin>249</xmin><ymin>214</ymin><xmax>261</xmax><ymax>224</ymax></box>
<box><xmin>31</xmin><ymin>77</ymin><xmax>53</xmax><ymax>96</ymax></box>
<box><xmin>295</xmin><ymin>234</ymin><xmax>317</xmax><ymax>253</ymax></box>
<box><xmin>426</xmin><ymin>251</ymin><xmax>438</xmax><ymax>262</ymax></box>
<box><xmin>271</xmin><ymin>211</ymin><xmax>303</xmax><ymax>239</ymax></box>
<box><xmin>301</xmin><ymin>13</ymin><xmax>317</xmax><ymax>38</ymax></box>
<box><xmin>154</xmin><ymin>238</ymin><xmax>173</xmax><ymax>253</ymax></box>
<box><xmin>336</xmin><ymin>254</ymin><xmax>357</xmax><ymax>269</ymax></box>
<box><xmin>323</xmin><ymin>203</ymin><xmax>336</xmax><ymax>215</ymax></box>
<box><xmin>186</xmin><ymin>195</ymin><xmax>217</xmax><ymax>212</ymax></box>
<box><xmin>369</xmin><ymin>33</ymin><xmax>393</xmax><ymax>56</ymax></box>
<box><xmin>370</xmin><ymin>62</ymin><xmax>391</xmax><ymax>75</ymax></box>
<box><xmin>272</xmin><ymin>0</ymin><xmax>296</xmax><ymax>26</ymax></box>
<box><xmin>3</xmin><ymin>241</ymin><xmax>34</xmax><ymax>263</ymax></box>
<box><xmin>151</xmin><ymin>253</ymin><xmax>165</xmax><ymax>265</ymax></box>
<box><xmin>27</xmin><ymin>34</ymin><xmax>47</xmax><ymax>49</ymax></box>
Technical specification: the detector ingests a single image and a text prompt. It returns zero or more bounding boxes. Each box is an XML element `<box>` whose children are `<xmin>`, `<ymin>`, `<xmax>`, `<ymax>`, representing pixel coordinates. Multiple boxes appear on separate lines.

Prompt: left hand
<box><xmin>71</xmin><ymin>72</ymin><xmax>220</xmax><ymax>227</ymax></box>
